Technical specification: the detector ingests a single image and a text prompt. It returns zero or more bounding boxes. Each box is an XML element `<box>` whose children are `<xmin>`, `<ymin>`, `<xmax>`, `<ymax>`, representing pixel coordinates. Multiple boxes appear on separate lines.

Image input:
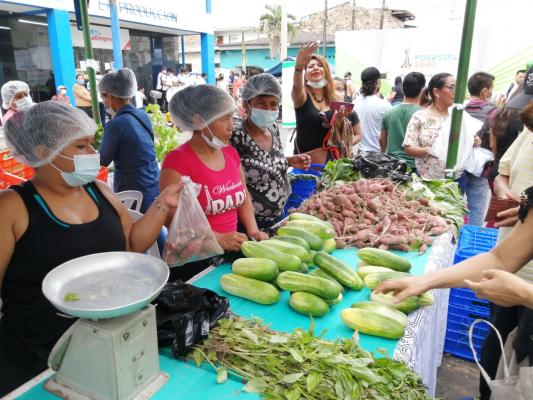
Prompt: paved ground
<box><xmin>436</xmin><ymin>354</ymin><xmax>480</xmax><ymax>399</ymax></box>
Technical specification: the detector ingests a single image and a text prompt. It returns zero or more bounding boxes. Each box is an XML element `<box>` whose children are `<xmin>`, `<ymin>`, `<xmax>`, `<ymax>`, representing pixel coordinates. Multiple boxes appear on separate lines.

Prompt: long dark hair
<box><xmin>394</xmin><ymin>76</ymin><xmax>403</xmax><ymax>96</ymax></box>
<box><xmin>428</xmin><ymin>73</ymin><xmax>453</xmax><ymax>103</ymax></box>
<box><xmin>491</xmin><ymin>108</ymin><xmax>522</xmax><ymax>139</ymax></box>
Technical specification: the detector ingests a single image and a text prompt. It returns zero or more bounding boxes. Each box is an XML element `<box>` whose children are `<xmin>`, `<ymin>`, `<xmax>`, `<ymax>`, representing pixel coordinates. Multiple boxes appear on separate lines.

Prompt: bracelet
<box><xmin>154</xmin><ymin>199</ymin><xmax>168</xmax><ymax>213</ymax></box>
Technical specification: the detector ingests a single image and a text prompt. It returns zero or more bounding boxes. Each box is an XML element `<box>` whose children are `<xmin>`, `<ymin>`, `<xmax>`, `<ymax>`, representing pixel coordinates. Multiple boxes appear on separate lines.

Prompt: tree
<box><xmin>259</xmin><ymin>4</ymin><xmax>296</xmax><ymax>59</ymax></box>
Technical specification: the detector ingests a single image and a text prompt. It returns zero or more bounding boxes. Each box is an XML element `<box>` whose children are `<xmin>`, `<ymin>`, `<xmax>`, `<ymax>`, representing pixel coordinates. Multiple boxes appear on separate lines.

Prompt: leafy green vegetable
<box><xmin>191</xmin><ymin>317</ymin><xmax>430</xmax><ymax>400</ymax></box>
<box><xmin>320</xmin><ymin>158</ymin><xmax>361</xmax><ymax>189</ymax></box>
<box><xmin>64</xmin><ymin>292</ymin><xmax>80</xmax><ymax>302</ymax></box>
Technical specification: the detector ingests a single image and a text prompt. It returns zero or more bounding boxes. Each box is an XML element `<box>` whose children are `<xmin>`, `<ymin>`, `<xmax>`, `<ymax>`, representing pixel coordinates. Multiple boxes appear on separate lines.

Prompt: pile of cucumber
<box><xmin>220</xmin><ymin>213</ymin><xmax>365</xmax><ymax>317</ymax></box>
<box><xmin>339</xmin><ymin>247</ymin><xmax>435</xmax><ymax>339</ymax></box>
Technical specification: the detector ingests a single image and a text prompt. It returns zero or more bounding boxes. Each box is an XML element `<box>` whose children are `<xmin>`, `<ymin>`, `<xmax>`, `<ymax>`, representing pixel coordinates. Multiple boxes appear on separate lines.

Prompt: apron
<box><xmin>469</xmin><ymin>319</ymin><xmax>533</xmax><ymax>399</ymax></box>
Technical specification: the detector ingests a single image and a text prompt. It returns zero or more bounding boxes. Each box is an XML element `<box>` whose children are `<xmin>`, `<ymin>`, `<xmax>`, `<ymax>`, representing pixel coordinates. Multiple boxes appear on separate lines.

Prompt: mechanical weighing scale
<box><xmin>41</xmin><ymin>252</ymin><xmax>170</xmax><ymax>400</ymax></box>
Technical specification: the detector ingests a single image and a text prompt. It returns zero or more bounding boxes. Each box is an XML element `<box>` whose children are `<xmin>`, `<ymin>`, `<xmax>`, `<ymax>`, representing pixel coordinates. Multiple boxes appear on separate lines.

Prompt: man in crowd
<box><xmin>344</xmin><ymin>71</ymin><xmax>357</xmax><ymax>102</ymax></box>
<box><xmin>505</xmin><ymin>68</ymin><xmax>526</xmax><ymax>103</ymax></box>
<box><xmin>354</xmin><ymin>66</ymin><xmax>391</xmax><ymax>153</ymax></box>
<box><xmin>380</xmin><ymin>71</ymin><xmax>426</xmax><ymax>171</ymax></box>
<box><xmin>464</xmin><ymin>71</ymin><xmax>498</xmax><ymax>226</ymax></box>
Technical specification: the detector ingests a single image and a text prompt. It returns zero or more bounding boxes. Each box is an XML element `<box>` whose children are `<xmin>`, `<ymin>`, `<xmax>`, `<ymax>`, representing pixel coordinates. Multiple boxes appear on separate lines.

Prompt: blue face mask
<box><xmin>51</xmin><ymin>153</ymin><xmax>101</xmax><ymax>187</ymax></box>
<box><xmin>249</xmin><ymin>107</ymin><xmax>278</xmax><ymax>130</ymax></box>
<box><xmin>77</xmin><ymin>79</ymin><xmax>85</xmax><ymax>85</ymax></box>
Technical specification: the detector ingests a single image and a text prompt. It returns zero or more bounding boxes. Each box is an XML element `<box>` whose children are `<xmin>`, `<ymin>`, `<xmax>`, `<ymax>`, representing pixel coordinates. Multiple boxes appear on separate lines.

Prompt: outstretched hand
<box><xmin>375</xmin><ymin>276</ymin><xmax>429</xmax><ymax>303</ymax></box>
<box><xmin>295</xmin><ymin>41</ymin><xmax>320</xmax><ymax>70</ymax></box>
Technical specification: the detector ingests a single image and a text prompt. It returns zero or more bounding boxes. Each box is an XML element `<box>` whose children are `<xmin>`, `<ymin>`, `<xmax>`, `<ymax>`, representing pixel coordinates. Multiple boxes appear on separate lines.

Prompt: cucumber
<box><xmin>356</xmin><ymin>265</ymin><xmax>395</xmax><ymax>279</ymax></box>
<box><xmin>259</xmin><ymin>239</ymin><xmax>309</xmax><ymax>261</ymax></box>
<box><xmin>370</xmin><ymin>291</ymin><xmax>435</xmax><ymax>314</ymax></box>
<box><xmin>288</xmin><ymin>213</ymin><xmax>335</xmax><ymax>229</ymax></box>
<box><xmin>322</xmin><ymin>238</ymin><xmax>337</xmax><ymax>254</ymax></box>
<box><xmin>313</xmin><ymin>251</ymin><xmax>363</xmax><ymax>290</ymax></box>
<box><xmin>341</xmin><ymin>303</ymin><xmax>406</xmax><ymax>339</ymax></box>
<box><xmin>277</xmin><ymin>271</ymin><xmax>341</xmax><ymax>300</ymax></box>
<box><xmin>363</xmin><ymin>271</ymin><xmax>410</xmax><ymax>290</ymax></box>
<box><xmin>289</xmin><ymin>292</ymin><xmax>329</xmax><ymax>317</ymax></box>
<box><xmin>300</xmin><ymin>262</ymin><xmax>309</xmax><ymax>273</ymax></box>
<box><xmin>358</xmin><ymin>248</ymin><xmax>411</xmax><ymax>272</ymax></box>
<box><xmin>350</xmin><ymin>301</ymin><xmax>408</xmax><ymax>326</ymax></box>
<box><xmin>277</xmin><ymin>226</ymin><xmax>324</xmax><ymax>251</ymax></box>
<box><xmin>271</xmin><ymin>235</ymin><xmax>310</xmax><ymax>252</ymax></box>
<box><xmin>220</xmin><ymin>274</ymin><xmax>280</xmax><ymax>305</ymax></box>
<box><xmin>325</xmin><ymin>292</ymin><xmax>343</xmax><ymax>305</ymax></box>
<box><xmin>232</xmin><ymin>258</ymin><xmax>279</xmax><ymax>281</ymax></box>
<box><xmin>285</xmin><ymin>220</ymin><xmax>335</xmax><ymax>240</ymax></box>
<box><xmin>306</xmin><ymin>250</ymin><xmax>317</xmax><ymax>267</ymax></box>
<box><xmin>309</xmin><ymin>268</ymin><xmax>344</xmax><ymax>292</ymax></box>
<box><xmin>241</xmin><ymin>241</ymin><xmax>301</xmax><ymax>272</ymax></box>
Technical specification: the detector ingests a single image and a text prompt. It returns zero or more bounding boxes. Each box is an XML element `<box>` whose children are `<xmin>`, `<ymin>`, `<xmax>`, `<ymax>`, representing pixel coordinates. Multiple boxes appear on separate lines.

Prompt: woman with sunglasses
<box><xmin>403</xmin><ymin>73</ymin><xmax>457</xmax><ymax>179</ymax></box>
<box><xmin>292</xmin><ymin>42</ymin><xmax>357</xmax><ymax>163</ymax></box>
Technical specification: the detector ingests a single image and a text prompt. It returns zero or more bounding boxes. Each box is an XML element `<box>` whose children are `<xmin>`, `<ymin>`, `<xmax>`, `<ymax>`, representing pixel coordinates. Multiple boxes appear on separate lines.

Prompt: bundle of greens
<box><xmin>319</xmin><ymin>158</ymin><xmax>361</xmax><ymax>190</ymax></box>
<box><xmin>191</xmin><ymin>317</ymin><xmax>430</xmax><ymax>400</ymax></box>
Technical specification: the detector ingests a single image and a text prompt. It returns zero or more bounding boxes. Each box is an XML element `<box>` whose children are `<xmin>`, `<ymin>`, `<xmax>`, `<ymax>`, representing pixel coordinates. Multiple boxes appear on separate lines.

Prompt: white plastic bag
<box><xmin>469</xmin><ymin>319</ymin><xmax>533</xmax><ymax>400</ymax></box>
<box><xmin>163</xmin><ymin>176</ymin><xmax>223</xmax><ymax>267</ymax></box>
<box><xmin>463</xmin><ymin>147</ymin><xmax>494</xmax><ymax>177</ymax></box>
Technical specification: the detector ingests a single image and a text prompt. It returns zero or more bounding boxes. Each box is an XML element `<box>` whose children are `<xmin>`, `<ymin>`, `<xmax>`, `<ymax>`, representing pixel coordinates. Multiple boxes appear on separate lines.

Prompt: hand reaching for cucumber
<box><xmin>216</xmin><ymin>231</ymin><xmax>248</xmax><ymax>252</ymax></box>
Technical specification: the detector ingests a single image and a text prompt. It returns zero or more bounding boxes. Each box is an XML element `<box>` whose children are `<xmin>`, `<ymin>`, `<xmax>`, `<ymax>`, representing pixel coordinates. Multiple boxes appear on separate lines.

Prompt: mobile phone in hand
<box><xmin>330</xmin><ymin>101</ymin><xmax>354</xmax><ymax>113</ymax></box>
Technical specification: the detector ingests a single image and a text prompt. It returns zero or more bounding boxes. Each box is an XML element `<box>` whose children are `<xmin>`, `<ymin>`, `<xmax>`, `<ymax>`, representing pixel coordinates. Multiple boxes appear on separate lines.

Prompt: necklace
<box><xmin>310</xmin><ymin>90</ymin><xmax>325</xmax><ymax>103</ymax></box>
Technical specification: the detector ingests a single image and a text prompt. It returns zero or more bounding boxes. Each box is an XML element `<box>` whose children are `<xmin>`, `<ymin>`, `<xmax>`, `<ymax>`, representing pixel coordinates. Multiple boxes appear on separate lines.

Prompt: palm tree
<box><xmin>259</xmin><ymin>4</ymin><xmax>296</xmax><ymax>59</ymax></box>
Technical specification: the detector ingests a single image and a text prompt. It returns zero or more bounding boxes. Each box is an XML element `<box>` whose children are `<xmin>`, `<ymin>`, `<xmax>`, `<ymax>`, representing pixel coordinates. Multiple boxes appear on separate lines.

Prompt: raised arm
<box><xmin>291</xmin><ymin>42</ymin><xmax>319</xmax><ymax>108</ymax></box>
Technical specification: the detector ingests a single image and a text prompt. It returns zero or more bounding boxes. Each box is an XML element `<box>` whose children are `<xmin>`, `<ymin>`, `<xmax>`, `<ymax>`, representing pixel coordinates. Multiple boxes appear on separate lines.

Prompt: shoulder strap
<box><xmin>120</xmin><ymin>110</ymin><xmax>154</xmax><ymax>142</ymax></box>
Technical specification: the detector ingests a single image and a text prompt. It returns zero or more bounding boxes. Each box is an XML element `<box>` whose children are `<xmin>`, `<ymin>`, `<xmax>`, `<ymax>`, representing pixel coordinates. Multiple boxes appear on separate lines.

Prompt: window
<box><xmin>228</xmin><ymin>34</ymin><xmax>239</xmax><ymax>43</ymax></box>
<box><xmin>216</xmin><ymin>35</ymin><xmax>224</xmax><ymax>45</ymax></box>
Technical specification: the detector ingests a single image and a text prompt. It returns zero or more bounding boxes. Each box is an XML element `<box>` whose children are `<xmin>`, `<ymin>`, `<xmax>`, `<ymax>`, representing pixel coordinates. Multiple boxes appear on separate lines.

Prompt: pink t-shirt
<box><xmin>2</xmin><ymin>109</ymin><xmax>16</xmax><ymax>125</ymax></box>
<box><xmin>162</xmin><ymin>143</ymin><xmax>246</xmax><ymax>233</ymax></box>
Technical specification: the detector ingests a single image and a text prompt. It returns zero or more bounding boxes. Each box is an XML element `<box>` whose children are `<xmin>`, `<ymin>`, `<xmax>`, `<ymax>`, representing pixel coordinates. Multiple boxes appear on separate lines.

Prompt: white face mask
<box><xmin>14</xmin><ymin>95</ymin><xmax>33</xmax><ymax>111</ymax></box>
<box><xmin>201</xmin><ymin>126</ymin><xmax>228</xmax><ymax>150</ymax></box>
<box><xmin>249</xmin><ymin>107</ymin><xmax>278</xmax><ymax>130</ymax></box>
<box><xmin>104</xmin><ymin>97</ymin><xmax>116</xmax><ymax>117</ymax></box>
<box><xmin>307</xmin><ymin>79</ymin><xmax>327</xmax><ymax>89</ymax></box>
<box><xmin>60</xmin><ymin>89</ymin><xmax>67</xmax><ymax>95</ymax></box>
<box><xmin>51</xmin><ymin>153</ymin><xmax>101</xmax><ymax>187</ymax></box>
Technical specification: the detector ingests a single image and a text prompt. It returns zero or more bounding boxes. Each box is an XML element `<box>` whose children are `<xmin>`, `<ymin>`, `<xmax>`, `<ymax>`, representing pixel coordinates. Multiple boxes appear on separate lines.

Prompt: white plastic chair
<box><xmin>127</xmin><ymin>209</ymin><xmax>161</xmax><ymax>259</ymax></box>
<box><xmin>116</xmin><ymin>190</ymin><xmax>143</xmax><ymax>212</ymax></box>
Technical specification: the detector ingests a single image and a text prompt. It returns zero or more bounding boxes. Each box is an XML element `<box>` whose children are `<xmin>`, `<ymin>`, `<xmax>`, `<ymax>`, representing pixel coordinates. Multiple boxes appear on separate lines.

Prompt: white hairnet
<box><xmin>98</xmin><ymin>68</ymin><xmax>137</xmax><ymax>98</ymax></box>
<box><xmin>169</xmin><ymin>84</ymin><xmax>236</xmax><ymax>131</ymax></box>
<box><xmin>241</xmin><ymin>73</ymin><xmax>281</xmax><ymax>102</ymax></box>
<box><xmin>1</xmin><ymin>80</ymin><xmax>30</xmax><ymax>110</ymax></box>
<box><xmin>5</xmin><ymin>101</ymin><xmax>97</xmax><ymax>167</ymax></box>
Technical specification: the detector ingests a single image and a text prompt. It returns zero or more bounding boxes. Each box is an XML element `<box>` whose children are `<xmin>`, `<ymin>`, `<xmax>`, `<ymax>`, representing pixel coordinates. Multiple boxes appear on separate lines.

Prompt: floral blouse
<box><xmin>230</xmin><ymin>119</ymin><xmax>291</xmax><ymax>226</ymax></box>
<box><xmin>403</xmin><ymin>109</ymin><xmax>448</xmax><ymax>179</ymax></box>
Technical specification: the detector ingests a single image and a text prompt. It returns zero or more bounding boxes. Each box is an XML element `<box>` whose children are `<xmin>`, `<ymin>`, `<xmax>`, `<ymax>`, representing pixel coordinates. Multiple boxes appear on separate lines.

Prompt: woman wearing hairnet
<box><xmin>98</xmin><ymin>68</ymin><xmax>160</xmax><ymax>213</ymax></box>
<box><xmin>160</xmin><ymin>84</ymin><xmax>268</xmax><ymax>282</ymax></box>
<box><xmin>230</xmin><ymin>73</ymin><xmax>311</xmax><ymax>230</ymax></box>
<box><xmin>1</xmin><ymin>80</ymin><xmax>33</xmax><ymax>125</ymax></box>
<box><xmin>0</xmin><ymin>101</ymin><xmax>182</xmax><ymax>395</ymax></box>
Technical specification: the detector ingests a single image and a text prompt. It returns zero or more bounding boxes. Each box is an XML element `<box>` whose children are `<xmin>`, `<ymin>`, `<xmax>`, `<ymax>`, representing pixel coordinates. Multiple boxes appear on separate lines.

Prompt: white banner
<box><xmin>70</xmin><ymin>24</ymin><xmax>131</xmax><ymax>50</ymax></box>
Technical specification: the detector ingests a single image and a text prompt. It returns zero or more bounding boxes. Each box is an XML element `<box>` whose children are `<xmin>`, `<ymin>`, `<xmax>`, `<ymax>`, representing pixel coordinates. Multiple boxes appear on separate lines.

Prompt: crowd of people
<box><xmin>0</xmin><ymin>42</ymin><xmax>532</xmax><ymax>398</ymax></box>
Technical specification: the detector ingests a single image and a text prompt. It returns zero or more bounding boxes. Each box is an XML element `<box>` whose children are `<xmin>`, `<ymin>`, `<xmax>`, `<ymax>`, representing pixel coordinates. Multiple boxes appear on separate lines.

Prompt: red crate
<box><xmin>0</xmin><ymin>169</ymin><xmax>26</xmax><ymax>189</ymax></box>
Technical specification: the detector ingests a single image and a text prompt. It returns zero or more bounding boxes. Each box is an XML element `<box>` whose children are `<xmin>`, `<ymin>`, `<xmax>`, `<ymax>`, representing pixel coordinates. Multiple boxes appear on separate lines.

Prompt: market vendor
<box><xmin>230</xmin><ymin>73</ymin><xmax>311</xmax><ymax>230</ymax></box>
<box><xmin>159</xmin><ymin>84</ymin><xmax>268</xmax><ymax>282</ymax></box>
<box><xmin>292</xmin><ymin>41</ymin><xmax>356</xmax><ymax>163</ymax></box>
<box><xmin>1</xmin><ymin>80</ymin><xmax>33</xmax><ymax>125</ymax></box>
<box><xmin>0</xmin><ymin>101</ymin><xmax>183</xmax><ymax>396</ymax></box>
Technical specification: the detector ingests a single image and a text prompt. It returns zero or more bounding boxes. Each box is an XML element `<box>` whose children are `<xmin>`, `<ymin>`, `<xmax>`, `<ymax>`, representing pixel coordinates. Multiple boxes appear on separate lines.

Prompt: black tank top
<box><xmin>1</xmin><ymin>181</ymin><xmax>126</xmax><ymax>358</ymax></box>
<box><xmin>294</xmin><ymin>95</ymin><xmax>331</xmax><ymax>154</ymax></box>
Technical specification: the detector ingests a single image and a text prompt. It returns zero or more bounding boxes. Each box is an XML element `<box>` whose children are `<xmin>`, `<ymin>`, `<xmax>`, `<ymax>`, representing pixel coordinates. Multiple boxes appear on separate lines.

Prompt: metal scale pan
<box><xmin>42</xmin><ymin>251</ymin><xmax>169</xmax><ymax>320</ymax></box>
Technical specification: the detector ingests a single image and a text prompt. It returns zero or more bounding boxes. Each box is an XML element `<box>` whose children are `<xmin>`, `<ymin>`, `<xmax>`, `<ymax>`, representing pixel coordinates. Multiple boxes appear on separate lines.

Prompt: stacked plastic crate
<box><xmin>444</xmin><ymin>225</ymin><xmax>499</xmax><ymax>361</ymax></box>
<box><xmin>284</xmin><ymin>164</ymin><xmax>324</xmax><ymax>215</ymax></box>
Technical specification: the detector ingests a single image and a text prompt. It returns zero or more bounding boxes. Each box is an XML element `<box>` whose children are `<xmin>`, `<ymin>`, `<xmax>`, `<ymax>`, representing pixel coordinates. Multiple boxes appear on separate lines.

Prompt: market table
<box><xmin>7</xmin><ymin>232</ymin><xmax>454</xmax><ymax>399</ymax></box>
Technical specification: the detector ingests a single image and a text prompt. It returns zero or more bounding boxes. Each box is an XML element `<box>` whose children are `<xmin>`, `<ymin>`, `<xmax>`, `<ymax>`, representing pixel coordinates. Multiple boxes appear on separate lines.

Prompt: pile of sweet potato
<box><xmin>163</xmin><ymin>228</ymin><xmax>223</xmax><ymax>266</ymax></box>
<box><xmin>295</xmin><ymin>178</ymin><xmax>450</xmax><ymax>252</ymax></box>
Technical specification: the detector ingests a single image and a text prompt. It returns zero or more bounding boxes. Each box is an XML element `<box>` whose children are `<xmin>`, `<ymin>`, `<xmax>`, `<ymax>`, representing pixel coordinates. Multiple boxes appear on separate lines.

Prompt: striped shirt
<box><xmin>498</xmin><ymin>127</ymin><xmax>533</xmax><ymax>282</ymax></box>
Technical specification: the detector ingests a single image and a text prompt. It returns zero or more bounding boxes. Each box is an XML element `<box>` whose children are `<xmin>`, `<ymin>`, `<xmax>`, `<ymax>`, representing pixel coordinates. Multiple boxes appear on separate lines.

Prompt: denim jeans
<box><xmin>465</xmin><ymin>171</ymin><xmax>489</xmax><ymax>226</ymax></box>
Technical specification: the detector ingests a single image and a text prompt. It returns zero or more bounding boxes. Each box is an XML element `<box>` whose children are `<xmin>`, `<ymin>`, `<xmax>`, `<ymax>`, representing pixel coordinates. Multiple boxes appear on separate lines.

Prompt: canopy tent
<box><xmin>265</xmin><ymin>57</ymin><xmax>295</xmax><ymax>77</ymax></box>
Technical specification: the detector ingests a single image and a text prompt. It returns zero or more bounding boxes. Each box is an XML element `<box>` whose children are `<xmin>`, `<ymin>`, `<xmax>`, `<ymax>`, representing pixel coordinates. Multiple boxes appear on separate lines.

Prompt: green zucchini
<box><xmin>358</xmin><ymin>248</ymin><xmax>411</xmax><ymax>272</ymax></box>
<box><xmin>285</xmin><ymin>220</ymin><xmax>335</xmax><ymax>240</ymax></box>
<box><xmin>289</xmin><ymin>292</ymin><xmax>329</xmax><ymax>317</ymax></box>
<box><xmin>271</xmin><ymin>235</ymin><xmax>310</xmax><ymax>252</ymax></box>
<box><xmin>277</xmin><ymin>271</ymin><xmax>341</xmax><ymax>300</ymax></box>
<box><xmin>363</xmin><ymin>271</ymin><xmax>410</xmax><ymax>290</ymax></box>
<box><xmin>241</xmin><ymin>241</ymin><xmax>301</xmax><ymax>272</ymax></box>
<box><xmin>313</xmin><ymin>251</ymin><xmax>363</xmax><ymax>290</ymax></box>
<box><xmin>277</xmin><ymin>226</ymin><xmax>324</xmax><ymax>251</ymax></box>
<box><xmin>220</xmin><ymin>274</ymin><xmax>280</xmax><ymax>305</ymax></box>
<box><xmin>231</xmin><ymin>258</ymin><xmax>279</xmax><ymax>282</ymax></box>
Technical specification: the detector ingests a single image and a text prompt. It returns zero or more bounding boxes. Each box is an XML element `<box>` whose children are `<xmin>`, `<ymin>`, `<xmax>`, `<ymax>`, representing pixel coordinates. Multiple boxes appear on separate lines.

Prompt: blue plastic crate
<box><xmin>449</xmin><ymin>288</ymin><xmax>489</xmax><ymax>308</ymax></box>
<box><xmin>445</xmin><ymin>303</ymin><xmax>490</xmax><ymax>360</ymax></box>
<box><xmin>454</xmin><ymin>225</ymin><xmax>499</xmax><ymax>263</ymax></box>
<box><xmin>444</xmin><ymin>338</ymin><xmax>479</xmax><ymax>362</ymax></box>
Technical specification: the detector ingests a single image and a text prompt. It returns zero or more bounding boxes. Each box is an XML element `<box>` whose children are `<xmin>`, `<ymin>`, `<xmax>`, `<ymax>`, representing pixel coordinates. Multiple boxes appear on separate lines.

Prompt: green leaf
<box><xmin>270</xmin><ymin>335</ymin><xmax>289</xmax><ymax>344</ymax></box>
<box><xmin>243</xmin><ymin>378</ymin><xmax>268</xmax><ymax>393</ymax></box>
<box><xmin>306</xmin><ymin>371</ymin><xmax>322</xmax><ymax>392</ymax></box>
<box><xmin>335</xmin><ymin>380</ymin><xmax>345</xmax><ymax>398</ymax></box>
<box><xmin>309</xmin><ymin>316</ymin><xmax>316</xmax><ymax>336</ymax></box>
<box><xmin>63</xmin><ymin>292</ymin><xmax>80</xmax><ymax>302</ymax></box>
<box><xmin>242</xmin><ymin>329</ymin><xmax>259</xmax><ymax>345</ymax></box>
<box><xmin>216</xmin><ymin>367</ymin><xmax>228</xmax><ymax>384</ymax></box>
<box><xmin>192</xmin><ymin>349</ymin><xmax>203</xmax><ymax>368</ymax></box>
<box><xmin>288</xmin><ymin>348</ymin><xmax>304</xmax><ymax>363</ymax></box>
<box><xmin>282</xmin><ymin>372</ymin><xmax>304</xmax><ymax>384</ymax></box>
<box><xmin>409</xmin><ymin>239</ymin><xmax>423</xmax><ymax>252</ymax></box>
<box><xmin>284</xmin><ymin>387</ymin><xmax>301</xmax><ymax>400</ymax></box>
<box><xmin>330</xmin><ymin>355</ymin><xmax>373</xmax><ymax>368</ymax></box>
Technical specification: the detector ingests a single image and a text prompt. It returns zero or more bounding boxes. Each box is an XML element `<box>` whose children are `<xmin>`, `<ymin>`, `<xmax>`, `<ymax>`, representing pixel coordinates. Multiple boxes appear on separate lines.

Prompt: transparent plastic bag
<box><xmin>163</xmin><ymin>176</ymin><xmax>223</xmax><ymax>267</ymax></box>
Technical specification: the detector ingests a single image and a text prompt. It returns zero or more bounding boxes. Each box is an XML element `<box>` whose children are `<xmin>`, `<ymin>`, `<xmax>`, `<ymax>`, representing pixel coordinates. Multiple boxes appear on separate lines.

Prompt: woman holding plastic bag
<box><xmin>376</xmin><ymin>186</ymin><xmax>533</xmax><ymax>400</ymax></box>
<box><xmin>159</xmin><ymin>84</ymin><xmax>268</xmax><ymax>282</ymax></box>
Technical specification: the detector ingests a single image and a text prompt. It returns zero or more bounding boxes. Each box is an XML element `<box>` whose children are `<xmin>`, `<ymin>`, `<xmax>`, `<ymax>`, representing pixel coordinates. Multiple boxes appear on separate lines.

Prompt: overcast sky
<box><xmin>211</xmin><ymin>0</ymin><xmax>529</xmax><ymax>30</ymax></box>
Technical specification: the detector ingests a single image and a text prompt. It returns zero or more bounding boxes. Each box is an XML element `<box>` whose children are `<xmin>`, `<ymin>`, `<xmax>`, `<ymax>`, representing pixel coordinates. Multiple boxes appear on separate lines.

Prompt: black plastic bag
<box><xmin>154</xmin><ymin>281</ymin><xmax>230</xmax><ymax>357</ymax></box>
<box><xmin>352</xmin><ymin>151</ymin><xmax>411</xmax><ymax>181</ymax></box>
